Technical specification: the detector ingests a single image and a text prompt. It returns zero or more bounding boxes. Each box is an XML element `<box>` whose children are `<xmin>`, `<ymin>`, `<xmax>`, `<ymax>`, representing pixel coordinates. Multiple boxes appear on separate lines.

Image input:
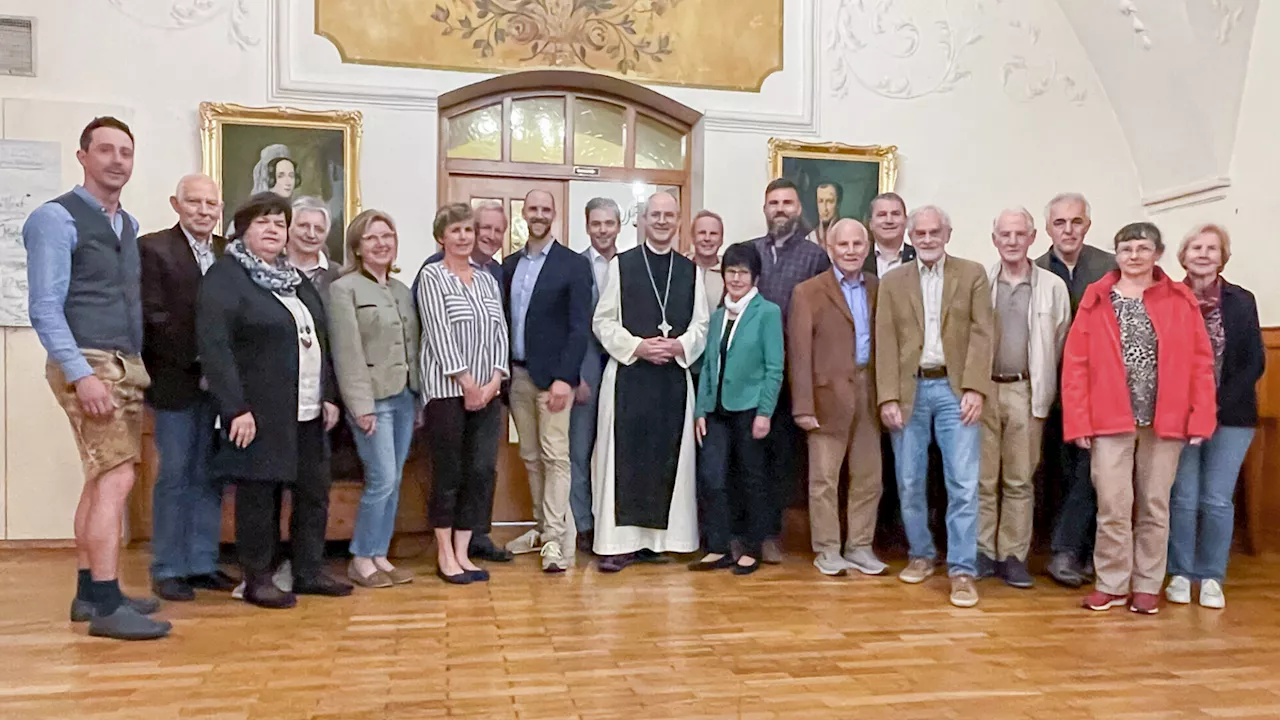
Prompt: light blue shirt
<box><xmin>23</xmin><ymin>185</ymin><xmax>139</xmax><ymax>382</ymax></box>
<box><xmin>510</xmin><ymin>240</ymin><xmax>551</xmax><ymax>361</ymax></box>
<box><xmin>833</xmin><ymin>266</ymin><xmax>871</xmax><ymax>367</ymax></box>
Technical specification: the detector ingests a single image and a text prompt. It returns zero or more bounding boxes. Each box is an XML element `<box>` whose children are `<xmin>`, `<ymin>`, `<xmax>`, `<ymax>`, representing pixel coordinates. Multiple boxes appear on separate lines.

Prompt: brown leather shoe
<box><xmin>347</xmin><ymin>562</ymin><xmax>393</xmax><ymax>589</ymax></box>
<box><xmin>950</xmin><ymin>575</ymin><xmax>980</xmax><ymax>608</ymax></box>
<box><xmin>898</xmin><ymin>557</ymin><xmax>935</xmax><ymax>584</ymax></box>
<box><xmin>384</xmin><ymin>566</ymin><xmax>415</xmax><ymax>585</ymax></box>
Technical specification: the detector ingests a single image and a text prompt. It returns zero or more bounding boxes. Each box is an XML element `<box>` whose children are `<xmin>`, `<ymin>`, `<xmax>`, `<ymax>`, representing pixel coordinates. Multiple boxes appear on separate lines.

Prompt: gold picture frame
<box><xmin>200</xmin><ymin>102</ymin><xmax>363</xmax><ymax>260</ymax></box>
<box><xmin>768</xmin><ymin>139</ymin><xmax>899</xmax><ymax>236</ymax></box>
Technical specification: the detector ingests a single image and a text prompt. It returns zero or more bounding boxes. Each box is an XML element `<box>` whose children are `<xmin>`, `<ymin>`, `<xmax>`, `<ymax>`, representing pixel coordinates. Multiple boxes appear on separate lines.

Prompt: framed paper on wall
<box><xmin>768</xmin><ymin>139</ymin><xmax>899</xmax><ymax>247</ymax></box>
<box><xmin>200</xmin><ymin>102</ymin><xmax>362</xmax><ymax>261</ymax></box>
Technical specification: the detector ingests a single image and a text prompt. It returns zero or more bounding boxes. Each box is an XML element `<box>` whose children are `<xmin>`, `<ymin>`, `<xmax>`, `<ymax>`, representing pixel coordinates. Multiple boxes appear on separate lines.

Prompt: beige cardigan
<box><xmin>986</xmin><ymin>261</ymin><xmax>1071</xmax><ymax>419</ymax></box>
<box><xmin>328</xmin><ymin>271</ymin><xmax>422</xmax><ymax>417</ymax></box>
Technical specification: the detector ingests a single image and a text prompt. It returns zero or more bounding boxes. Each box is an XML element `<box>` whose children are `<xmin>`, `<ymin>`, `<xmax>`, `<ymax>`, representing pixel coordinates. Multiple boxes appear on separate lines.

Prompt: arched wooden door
<box><xmin>438</xmin><ymin>71</ymin><xmax>702</xmax><ymax>523</ymax></box>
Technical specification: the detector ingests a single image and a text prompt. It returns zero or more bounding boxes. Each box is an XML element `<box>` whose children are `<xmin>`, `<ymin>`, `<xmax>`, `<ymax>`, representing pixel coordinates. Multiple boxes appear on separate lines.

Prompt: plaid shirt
<box><xmin>751</xmin><ymin>229</ymin><xmax>831</xmax><ymax>325</ymax></box>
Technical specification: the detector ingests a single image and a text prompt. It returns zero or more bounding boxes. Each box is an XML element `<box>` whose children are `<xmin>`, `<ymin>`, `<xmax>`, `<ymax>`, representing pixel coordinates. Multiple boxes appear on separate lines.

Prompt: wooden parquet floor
<box><xmin>3</xmin><ymin>544</ymin><xmax>1280</xmax><ymax>720</ymax></box>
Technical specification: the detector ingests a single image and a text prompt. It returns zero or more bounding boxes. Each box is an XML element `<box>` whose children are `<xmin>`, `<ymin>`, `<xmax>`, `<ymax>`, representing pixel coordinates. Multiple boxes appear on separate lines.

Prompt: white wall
<box><xmin>0</xmin><ymin>0</ymin><xmax>1174</xmax><ymax>537</ymax></box>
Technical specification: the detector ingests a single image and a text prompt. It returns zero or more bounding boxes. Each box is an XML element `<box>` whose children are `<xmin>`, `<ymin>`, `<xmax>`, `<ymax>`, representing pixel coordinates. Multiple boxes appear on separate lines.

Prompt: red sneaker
<box><xmin>1129</xmin><ymin>592</ymin><xmax>1161</xmax><ymax>615</ymax></box>
<box><xmin>1082</xmin><ymin>590</ymin><xmax>1128</xmax><ymax>611</ymax></box>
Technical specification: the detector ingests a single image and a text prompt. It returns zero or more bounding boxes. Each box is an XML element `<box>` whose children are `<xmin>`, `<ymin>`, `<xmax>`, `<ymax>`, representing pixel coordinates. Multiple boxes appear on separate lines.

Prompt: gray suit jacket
<box><xmin>580</xmin><ymin>248</ymin><xmax>607</xmax><ymax>389</ymax></box>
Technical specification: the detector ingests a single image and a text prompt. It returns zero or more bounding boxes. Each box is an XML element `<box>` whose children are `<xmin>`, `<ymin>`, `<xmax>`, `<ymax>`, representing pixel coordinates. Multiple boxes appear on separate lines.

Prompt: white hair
<box><xmin>174</xmin><ymin>173</ymin><xmax>218</xmax><ymax>202</ymax></box>
<box><xmin>829</xmin><ymin>217</ymin><xmax>869</xmax><ymax>241</ymax></box>
<box><xmin>992</xmin><ymin>207</ymin><xmax>1036</xmax><ymax>232</ymax></box>
<box><xmin>1044</xmin><ymin>192</ymin><xmax>1091</xmax><ymax>221</ymax></box>
<box><xmin>291</xmin><ymin>195</ymin><xmax>330</xmax><ymax>230</ymax></box>
<box><xmin>473</xmin><ymin>199</ymin><xmax>504</xmax><ymax>216</ymax></box>
<box><xmin>906</xmin><ymin>205</ymin><xmax>952</xmax><ymax>234</ymax></box>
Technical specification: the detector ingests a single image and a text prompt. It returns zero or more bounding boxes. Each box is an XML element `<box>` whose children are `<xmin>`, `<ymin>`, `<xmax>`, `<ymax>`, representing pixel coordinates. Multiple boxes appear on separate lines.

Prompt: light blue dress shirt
<box><xmin>23</xmin><ymin>185</ymin><xmax>139</xmax><ymax>382</ymax></box>
<box><xmin>833</xmin><ymin>266</ymin><xmax>871</xmax><ymax>367</ymax></box>
<box><xmin>510</xmin><ymin>240</ymin><xmax>551</xmax><ymax>361</ymax></box>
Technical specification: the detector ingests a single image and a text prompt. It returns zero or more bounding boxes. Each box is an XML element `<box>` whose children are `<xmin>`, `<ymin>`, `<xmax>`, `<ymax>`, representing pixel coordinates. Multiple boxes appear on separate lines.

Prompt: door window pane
<box><xmin>508</xmin><ymin>199</ymin><xmax>528</xmax><ymax>255</ymax></box>
<box><xmin>573</xmin><ymin>99</ymin><xmax>626</xmax><ymax>168</ymax></box>
<box><xmin>635</xmin><ymin>115</ymin><xmax>686</xmax><ymax>170</ymax></box>
<box><xmin>510</xmin><ymin>98</ymin><xmax>565</xmax><ymax>164</ymax></box>
<box><xmin>446</xmin><ymin>105</ymin><xmax>502</xmax><ymax>160</ymax></box>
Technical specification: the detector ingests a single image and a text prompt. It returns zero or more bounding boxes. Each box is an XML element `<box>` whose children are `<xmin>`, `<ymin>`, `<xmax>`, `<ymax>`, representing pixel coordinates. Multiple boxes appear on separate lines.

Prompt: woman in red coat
<box><xmin>1060</xmin><ymin>222</ymin><xmax>1217</xmax><ymax>615</ymax></box>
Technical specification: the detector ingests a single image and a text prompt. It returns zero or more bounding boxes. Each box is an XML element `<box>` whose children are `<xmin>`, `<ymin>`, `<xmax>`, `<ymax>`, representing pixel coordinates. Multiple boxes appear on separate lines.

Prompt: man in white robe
<box><xmin>591</xmin><ymin>192</ymin><xmax>709</xmax><ymax>571</ymax></box>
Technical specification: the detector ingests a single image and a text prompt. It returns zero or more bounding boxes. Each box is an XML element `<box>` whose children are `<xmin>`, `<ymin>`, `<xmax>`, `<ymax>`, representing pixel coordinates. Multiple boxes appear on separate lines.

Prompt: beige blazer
<box><xmin>875</xmin><ymin>255</ymin><xmax>994</xmax><ymax>421</ymax></box>
<box><xmin>328</xmin><ymin>271</ymin><xmax>422</xmax><ymax>417</ymax></box>
<box><xmin>986</xmin><ymin>261</ymin><xmax>1071</xmax><ymax>419</ymax></box>
<box><xmin>788</xmin><ymin>269</ymin><xmax>878</xmax><ymax>437</ymax></box>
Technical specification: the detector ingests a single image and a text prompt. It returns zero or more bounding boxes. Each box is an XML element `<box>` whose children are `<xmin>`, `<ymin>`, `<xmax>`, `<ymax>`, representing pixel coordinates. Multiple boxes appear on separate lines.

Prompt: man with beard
<box><xmin>863</xmin><ymin>191</ymin><xmax>915</xmax><ymax>277</ymax></box>
<box><xmin>501</xmin><ymin>190</ymin><xmax>592</xmax><ymax>572</ymax></box>
<box><xmin>569</xmin><ymin>197</ymin><xmax>621</xmax><ymax>551</ymax></box>
<box><xmin>1034</xmin><ymin>192</ymin><xmax>1116</xmax><ymax>587</ymax></box>
<box><xmin>751</xmin><ymin>178</ymin><xmax>831</xmax><ymax>563</ymax></box>
<box><xmin>412</xmin><ymin>200</ymin><xmax>512</xmax><ymax>562</ymax></box>
<box><xmin>806</xmin><ymin>181</ymin><xmax>842</xmax><ymax>249</ymax></box>
<box><xmin>591</xmin><ymin>192</ymin><xmax>709</xmax><ymax>572</ymax></box>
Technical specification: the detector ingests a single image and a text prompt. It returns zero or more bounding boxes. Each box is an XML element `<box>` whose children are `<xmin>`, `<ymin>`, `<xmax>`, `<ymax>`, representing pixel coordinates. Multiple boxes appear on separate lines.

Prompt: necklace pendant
<box><xmin>301</xmin><ymin>336</ymin><xmax>313</xmax><ymax>349</ymax></box>
<box><xmin>658</xmin><ymin>320</ymin><xmax>673</xmax><ymax>337</ymax></box>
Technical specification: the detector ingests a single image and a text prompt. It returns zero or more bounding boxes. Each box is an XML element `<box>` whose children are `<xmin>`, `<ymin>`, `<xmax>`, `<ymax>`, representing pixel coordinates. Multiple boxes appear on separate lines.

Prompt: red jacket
<box><xmin>1061</xmin><ymin>268</ymin><xmax>1217</xmax><ymax>442</ymax></box>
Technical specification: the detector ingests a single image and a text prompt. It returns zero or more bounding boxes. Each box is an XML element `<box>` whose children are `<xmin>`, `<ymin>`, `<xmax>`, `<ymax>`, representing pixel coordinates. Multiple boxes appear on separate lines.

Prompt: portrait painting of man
<box><xmin>768</xmin><ymin>139</ymin><xmax>899</xmax><ymax>249</ymax></box>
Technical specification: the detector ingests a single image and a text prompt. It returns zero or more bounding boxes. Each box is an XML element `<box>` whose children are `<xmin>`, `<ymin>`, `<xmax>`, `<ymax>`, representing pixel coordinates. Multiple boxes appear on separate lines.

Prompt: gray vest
<box><xmin>52</xmin><ymin>191</ymin><xmax>142</xmax><ymax>355</ymax></box>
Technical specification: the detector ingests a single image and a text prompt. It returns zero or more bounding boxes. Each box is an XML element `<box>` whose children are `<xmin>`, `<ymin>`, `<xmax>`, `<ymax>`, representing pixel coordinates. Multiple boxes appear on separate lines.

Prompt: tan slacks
<box><xmin>978</xmin><ymin>380</ymin><xmax>1043</xmax><ymax>562</ymax></box>
<box><xmin>1091</xmin><ymin>428</ymin><xmax>1184</xmax><ymax>595</ymax></box>
<box><xmin>509</xmin><ymin>367</ymin><xmax>574</xmax><ymax>547</ymax></box>
<box><xmin>807</xmin><ymin>368</ymin><xmax>882</xmax><ymax>554</ymax></box>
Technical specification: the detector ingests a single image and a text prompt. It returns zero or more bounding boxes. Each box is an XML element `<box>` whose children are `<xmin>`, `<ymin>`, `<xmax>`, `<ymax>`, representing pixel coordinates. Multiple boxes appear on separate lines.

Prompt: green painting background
<box><xmin>780</xmin><ymin>156</ymin><xmax>882</xmax><ymax>231</ymax></box>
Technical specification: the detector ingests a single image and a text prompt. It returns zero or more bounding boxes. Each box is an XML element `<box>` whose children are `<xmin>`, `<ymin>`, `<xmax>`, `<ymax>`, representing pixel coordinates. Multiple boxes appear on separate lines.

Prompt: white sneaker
<box><xmin>231</xmin><ymin>581</ymin><xmax>245</xmax><ymax>600</ymax></box>
<box><xmin>1199</xmin><ymin>579</ymin><xmax>1226</xmax><ymax>609</ymax></box>
<box><xmin>1165</xmin><ymin>575</ymin><xmax>1192</xmax><ymax>604</ymax></box>
<box><xmin>540</xmin><ymin>541</ymin><xmax>568</xmax><ymax>573</ymax></box>
<box><xmin>506</xmin><ymin>529</ymin><xmax>542</xmax><ymax>555</ymax></box>
<box><xmin>843</xmin><ymin>547</ymin><xmax>888</xmax><ymax>576</ymax></box>
<box><xmin>813</xmin><ymin>550</ymin><xmax>852</xmax><ymax>576</ymax></box>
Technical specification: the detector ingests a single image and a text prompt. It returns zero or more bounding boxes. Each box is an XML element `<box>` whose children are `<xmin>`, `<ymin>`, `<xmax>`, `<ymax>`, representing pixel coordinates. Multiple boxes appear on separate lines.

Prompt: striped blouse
<box><xmin>416</xmin><ymin>260</ymin><xmax>510</xmax><ymax>401</ymax></box>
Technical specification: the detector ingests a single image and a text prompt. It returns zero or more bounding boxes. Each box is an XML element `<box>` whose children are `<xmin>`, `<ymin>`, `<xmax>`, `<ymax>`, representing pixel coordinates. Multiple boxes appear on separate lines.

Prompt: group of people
<box><xmin>24</xmin><ymin>117</ymin><xmax>1263</xmax><ymax>643</ymax></box>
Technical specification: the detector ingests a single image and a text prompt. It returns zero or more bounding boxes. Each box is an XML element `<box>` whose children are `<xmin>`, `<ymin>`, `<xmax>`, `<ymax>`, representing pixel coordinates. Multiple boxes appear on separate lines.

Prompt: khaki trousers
<box><xmin>1091</xmin><ymin>428</ymin><xmax>1184</xmax><ymax>595</ymax></box>
<box><xmin>509</xmin><ymin>367</ymin><xmax>573</xmax><ymax>547</ymax></box>
<box><xmin>978</xmin><ymin>380</ymin><xmax>1042</xmax><ymax>562</ymax></box>
<box><xmin>807</xmin><ymin>368</ymin><xmax>882</xmax><ymax>554</ymax></box>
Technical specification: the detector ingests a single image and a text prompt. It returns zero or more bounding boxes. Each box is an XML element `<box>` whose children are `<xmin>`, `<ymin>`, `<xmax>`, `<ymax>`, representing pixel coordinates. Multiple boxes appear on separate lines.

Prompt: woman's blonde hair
<box><xmin>1177</xmin><ymin>223</ymin><xmax>1232</xmax><ymax>272</ymax></box>
<box><xmin>433</xmin><ymin>203</ymin><xmax>474</xmax><ymax>241</ymax></box>
<box><xmin>342</xmin><ymin>209</ymin><xmax>399</xmax><ymax>276</ymax></box>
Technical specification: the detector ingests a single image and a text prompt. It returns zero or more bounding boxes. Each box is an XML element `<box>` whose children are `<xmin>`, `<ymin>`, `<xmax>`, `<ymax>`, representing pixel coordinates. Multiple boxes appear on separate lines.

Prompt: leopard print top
<box><xmin>1111</xmin><ymin>289</ymin><xmax>1158</xmax><ymax>427</ymax></box>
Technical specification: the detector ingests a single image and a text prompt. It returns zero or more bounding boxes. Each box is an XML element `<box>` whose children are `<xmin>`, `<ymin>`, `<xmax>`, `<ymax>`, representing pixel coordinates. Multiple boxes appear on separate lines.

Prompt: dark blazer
<box><xmin>197</xmin><ymin>255</ymin><xmax>337</xmax><ymax>484</ymax></box>
<box><xmin>139</xmin><ymin>224</ymin><xmax>226</xmax><ymax>410</ymax></box>
<box><xmin>1218</xmin><ymin>280</ymin><xmax>1265</xmax><ymax>427</ymax></box>
<box><xmin>862</xmin><ymin>242</ymin><xmax>915</xmax><ymax>276</ymax></box>
<box><xmin>501</xmin><ymin>241</ymin><xmax>593</xmax><ymax>390</ymax></box>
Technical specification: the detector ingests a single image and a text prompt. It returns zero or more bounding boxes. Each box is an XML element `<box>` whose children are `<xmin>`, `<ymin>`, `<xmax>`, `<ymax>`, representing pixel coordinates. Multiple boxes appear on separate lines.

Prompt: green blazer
<box><xmin>695</xmin><ymin>293</ymin><xmax>785</xmax><ymax>419</ymax></box>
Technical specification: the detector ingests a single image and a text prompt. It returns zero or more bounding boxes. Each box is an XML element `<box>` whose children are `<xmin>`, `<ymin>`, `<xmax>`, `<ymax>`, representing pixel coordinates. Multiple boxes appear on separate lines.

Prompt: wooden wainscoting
<box><xmin>1240</xmin><ymin>327</ymin><xmax>1280</xmax><ymax>554</ymax></box>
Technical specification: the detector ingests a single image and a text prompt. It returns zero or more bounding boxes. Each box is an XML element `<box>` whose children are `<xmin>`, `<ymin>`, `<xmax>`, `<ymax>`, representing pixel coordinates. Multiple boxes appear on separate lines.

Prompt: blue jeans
<box><xmin>890</xmin><ymin>378</ymin><xmax>981</xmax><ymax>576</ymax></box>
<box><xmin>150</xmin><ymin>396</ymin><xmax>223</xmax><ymax>581</ymax></box>
<box><xmin>1168</xmin><ymin>426</ymin><xmax>1255</xmax><ymax>583</ymax></box>
<box><xmin>348</xmin><ymin>389</ymin><xmax>418</xmax><ymax>558</ymax></box>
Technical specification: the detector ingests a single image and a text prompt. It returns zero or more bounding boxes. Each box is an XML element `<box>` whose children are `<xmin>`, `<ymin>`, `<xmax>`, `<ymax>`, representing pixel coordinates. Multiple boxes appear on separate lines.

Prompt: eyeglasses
<box><xmin>1116</xmin><ymin>244</ymin><xmax>1158</xmax><ymax>257</ymax></box>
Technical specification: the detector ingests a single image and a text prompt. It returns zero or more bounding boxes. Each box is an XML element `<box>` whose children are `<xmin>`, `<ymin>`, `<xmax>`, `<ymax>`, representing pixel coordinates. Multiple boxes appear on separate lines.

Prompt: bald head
<box><xmin>827</xmin><ymin>218</ymin><xmax>870</xmax><ymax>276</ymax></box>
<box><xmin>170</xmin><ymin>173</ymin><xmax>222</xmax><ymax>241</ymax></box>
<box><xmin>522</xmin><ymin>188</ymin><xmax>556</xmax><ymax>245</ymax></box>
<box><xmin>644</xmin><ymin>192</ymin><xmax>680</xmax><ymax>249</ymax></box>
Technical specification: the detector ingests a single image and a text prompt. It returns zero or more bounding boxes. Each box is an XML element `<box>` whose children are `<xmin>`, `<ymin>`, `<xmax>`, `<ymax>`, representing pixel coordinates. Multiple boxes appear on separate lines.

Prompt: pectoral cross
<box><xmin>658</xmin><ymin>320</ymin><xmax>672</xmax><ymax>337</ymax></box>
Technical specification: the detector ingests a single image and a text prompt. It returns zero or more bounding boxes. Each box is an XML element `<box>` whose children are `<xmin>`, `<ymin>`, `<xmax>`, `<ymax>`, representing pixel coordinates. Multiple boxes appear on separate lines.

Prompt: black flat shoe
<box><xmin>152</xmin><ymin>577</ymin><xmax>195</xmax><ymax>602</ymax></box>
<box><xmin>293</xmin><ymin>574</ymin><xmax>354</xmax><ymax>597</ymax></box>
<box><xmin>470</xmin><ymin>544</ymin><xmax>514</xmax><ymax>563</ymax></box>
<box><xmin>597</xmin><ymin>553</ymin><xmax>635</xmax><ymax>573</ymax></box>
<box><xmin>634</xmin><ymin>549</ymin><xmax>671</xmax><ymax>564</ymax></box>
<box><xmin>187</xmin><ymin>570</ymin><xmax>239</xmax><ymax>592</ymax></box>
<box><xmin>733</xmin><ymin>560</ymin><xmax>760</xmax><ymax>576</ymax></box>
<box><xmin>465</xmin><ymin>568</ymin><xmax>490</xmax><ymax>582</ymax></box>
<box><xmin>244</xmin><ymin>583</ymin><xmax>297</xmax><ymax>609</ymax></box>
<box><xmin>687</xmin><ymin>555</ymin><xmax>735</xmax><ymax>572</ymax></box>
<box><xmin>436</xmin><ymin>568</ymin><xmax>474</xmax><ymax>585</ymax></box>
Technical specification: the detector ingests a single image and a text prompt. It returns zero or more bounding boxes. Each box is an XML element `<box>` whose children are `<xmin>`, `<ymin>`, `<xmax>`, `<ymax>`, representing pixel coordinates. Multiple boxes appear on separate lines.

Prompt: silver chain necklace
<box><xmin>640</xmin><ymin>244</ymin><xmax>674</xmax><ymax>337</ymax></box>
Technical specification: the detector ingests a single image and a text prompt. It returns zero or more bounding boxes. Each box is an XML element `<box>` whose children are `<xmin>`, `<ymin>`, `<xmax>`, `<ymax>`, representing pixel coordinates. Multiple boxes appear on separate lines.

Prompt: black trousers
<box><xmin>699</xmin><ymin>410</ymin><xmax>770</xmax><ymax>558</ymax></box>
<box><xmin>1047</xmin><ymin>406</ymin><xmax>1096</xmax><ymax>558</ymax></box>
<box><xmin>470</xmin><ymin>398</ymin><xmax>506</xmax><ymax>538</ymax></box>
<box><xmin>761</xmin><ymin>387</ymin><xmax>802</xmax><ymax>537</ymax></box>
<box><xmin>425</xmin><ymin>398</ymin><xmax>501</xmax><ymax>530</ymax></box>
<box><xmin>235</xmin><ymin>419</ymin><xmax>330</xmax><ymax>582</ymax></box>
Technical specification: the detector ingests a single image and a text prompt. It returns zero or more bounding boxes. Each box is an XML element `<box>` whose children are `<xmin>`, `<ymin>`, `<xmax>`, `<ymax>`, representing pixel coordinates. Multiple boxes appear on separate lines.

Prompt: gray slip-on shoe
<box><xmin>70</xmin><ymin>595</ymin><xmax>161</xmax><ymax>623</ymax></box>
<box><xmin>87</xmin><ymin>605</ymin><xmax>172</xmax><ymax>641</ymax></box>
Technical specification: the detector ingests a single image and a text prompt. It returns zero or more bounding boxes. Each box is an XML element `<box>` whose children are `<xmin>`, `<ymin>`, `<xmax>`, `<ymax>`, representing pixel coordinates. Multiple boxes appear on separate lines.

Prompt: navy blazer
<box><xmin>1217</xmin><ymin>280</ymin><xmax>1265</xmax><ymax>427</ymax></box>
<box><xmin>502</xmin><ymin>241</ymin><xmax>593</xmax><ymax>390</ymax></box>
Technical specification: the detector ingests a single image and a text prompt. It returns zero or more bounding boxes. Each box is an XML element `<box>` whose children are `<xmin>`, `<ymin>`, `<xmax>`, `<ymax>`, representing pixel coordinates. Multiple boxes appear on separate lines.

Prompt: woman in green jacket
<box><xmin>690</xmin><ymin>243</ymin><xmax>785</xmax><ymax>575</ymax></box>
